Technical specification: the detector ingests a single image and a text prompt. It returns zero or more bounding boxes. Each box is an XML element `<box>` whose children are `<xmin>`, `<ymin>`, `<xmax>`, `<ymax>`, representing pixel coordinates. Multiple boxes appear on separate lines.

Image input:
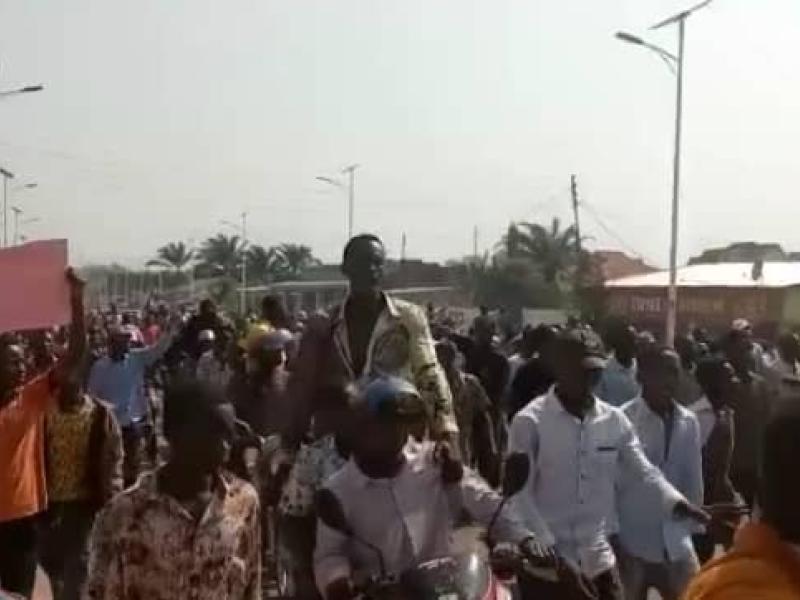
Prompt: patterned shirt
<box><xmin>449</xmin><ymin>372</ymin><xmax>491</xmax><ymax>464</ymax></box>
<box><xmin>84</xmin><ymin>470</ymin><xmax>260</xmax><ymax>600</ymax></box>
<box><xmin>278</xmin><ymin>435</ymin><xmax>347</xmax><ymax>517</ymax></box>
<box><xmin>46</xmin><ymin>395</ymin><xmax>94</xmax><ymax>502</ymax></box>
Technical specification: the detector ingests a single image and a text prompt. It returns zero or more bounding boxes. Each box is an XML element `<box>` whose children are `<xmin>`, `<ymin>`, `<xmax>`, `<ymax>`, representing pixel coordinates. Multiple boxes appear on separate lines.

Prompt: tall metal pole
<box><xmin>2</xmin><ymin>176</ymin><xmax>6</xmax><ymax>248</ymax></box>
<box><xmin>11</xmin><ymin>207</ymin><xmax>22</xmax><ymax>245</ymax></box>
<box><xmin>343</xmin><ymin>165</ymin><xmax>357</xmax><ymax>239</ymax></box>
<box><xmin>240</xmin><ymin>211</ymin><xmax>248</xmax><ymax>315</ymax></box>
<box><xmin>665</xmin><ymin>18</ymin><xmax>685</xmax><ymax>348</ymax></box>
<box><xmin>0</xmin><ymin>169</ymin><xmax>14</xmax><ymax>248</ymax></box>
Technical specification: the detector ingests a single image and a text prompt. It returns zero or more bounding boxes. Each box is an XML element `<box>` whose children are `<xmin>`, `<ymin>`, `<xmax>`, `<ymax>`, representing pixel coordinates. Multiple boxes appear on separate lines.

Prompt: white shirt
<box><xmin>314</xmin><ymin>442</ymin><xmax>531</xmax><ymax>591</ymax></box>
<box><xmin>689</xmin><ymin>396</ymin><xmax>717</xmax><ymax>447</ymax></box>
<box><xmin>508</xmin><ymin>388</ymin><xmax>685</xmax><ymax>577</ymax></box>
<box><xmin>618</xmin><ymin>397</ymin><xmax>704</xmax><ymax>563</ymax></box>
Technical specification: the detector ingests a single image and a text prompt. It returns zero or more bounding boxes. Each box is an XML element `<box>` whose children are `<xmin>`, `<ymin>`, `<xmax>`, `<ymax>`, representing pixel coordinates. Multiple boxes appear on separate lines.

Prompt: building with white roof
<box><xmin>605</xmin><ymin>262</ymin><xmax>800</xmax><ymax>337</ymax></box>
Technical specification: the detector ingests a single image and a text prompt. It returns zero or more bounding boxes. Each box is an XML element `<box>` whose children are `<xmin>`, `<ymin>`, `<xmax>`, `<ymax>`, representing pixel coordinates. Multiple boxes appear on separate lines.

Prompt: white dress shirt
<box><xmin>689</xmin><ymin>396</ymin><xmax>716</xmax><ymax>447</ymax></box>
<box><xmin>508</xmin><ymin>388</ymin><xmax>685</xmax><ymax>577</ymax></box>
<box><xmin>618</xmin><ymin>397</ymin><xmax>704</xmax><ymax>563</ymax></box>
<box><xmin>314</xmin><ymin>441</ymin><xmax>531</xmax><ymax>592</ymax></box>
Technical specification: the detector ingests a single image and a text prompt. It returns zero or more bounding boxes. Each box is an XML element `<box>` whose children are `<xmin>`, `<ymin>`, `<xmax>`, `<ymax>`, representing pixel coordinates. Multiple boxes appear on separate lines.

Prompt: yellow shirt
<box><xmin>46</xmin><ymin>396</ymin><xmax>94</xmax><ymax>502</ymax></box>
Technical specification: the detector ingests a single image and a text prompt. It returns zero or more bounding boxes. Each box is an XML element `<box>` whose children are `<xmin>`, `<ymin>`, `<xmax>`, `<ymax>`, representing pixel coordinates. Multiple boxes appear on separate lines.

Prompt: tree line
<box><xmin>147</xmin><ymin>235</ymin><xmax>321</xmax><ymax>284</ymax></box>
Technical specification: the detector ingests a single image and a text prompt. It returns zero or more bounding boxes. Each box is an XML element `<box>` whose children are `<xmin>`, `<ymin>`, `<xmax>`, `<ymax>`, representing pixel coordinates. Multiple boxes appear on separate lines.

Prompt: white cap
<box><xmin>198</xmin><ymin>329</ymin><xmax>216</xmax><ymax>342</ymax></box>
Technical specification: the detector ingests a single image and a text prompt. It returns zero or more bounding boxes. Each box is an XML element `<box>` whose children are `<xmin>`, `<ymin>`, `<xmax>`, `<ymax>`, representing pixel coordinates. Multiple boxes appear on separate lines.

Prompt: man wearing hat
<box><xmin>508</xmin><ymin>329</ymin><xmax>709</xmax><ymax>600</ymax></box>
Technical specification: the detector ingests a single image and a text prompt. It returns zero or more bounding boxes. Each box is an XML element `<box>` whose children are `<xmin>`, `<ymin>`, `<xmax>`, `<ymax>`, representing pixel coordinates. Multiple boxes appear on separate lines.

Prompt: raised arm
<box><xmin>139</xmin><ymin>314</ymin><xmax>182</xmax><ymax>367</ymax></box>
<box><xmin>407</xmin><ymin>305</ymin><xmax>458</xmax><ymax>439</ymax></box>
<box><xmin>64</xmin><ymin>268</ymin><xmax>87</xmax><ymax>374</ymax></box>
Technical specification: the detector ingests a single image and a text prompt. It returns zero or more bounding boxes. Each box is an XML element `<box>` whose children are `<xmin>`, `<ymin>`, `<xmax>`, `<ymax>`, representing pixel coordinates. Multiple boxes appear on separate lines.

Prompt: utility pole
<box><xmin>11</xmin><ymin>207</ymin><xmax>22</xmax><ymax>246</ymax></box>
<box><xmin>571</xmin><ymin>174</ymin><xmax>584</xmax><ymax>293</ymax></box>
<box><xmin>570</xmin><ymin>174</ymin><xmax>582</xmax><ymax>255</ymax></box>
<box><xmin>240</xmin><ymin>211</ymin><xmax>248</xmax><ymax>315</ymax></box>
<box><xmin>472</xmin><ymin>226</ymin><xmax>479</xmax><ymax>259</ymax></box>
<box><xmin>1</xmin><ymin>168</ymin><xmax>14</xmax><ymax>248</ymax></box>
<box><xmin>342</xmin><ymin>164</ymin><xmax>358</xmax><ymax>240</ymax></box>
<box><xmin>401</xmin><ymin>233</ymin><xmax>407</xmax><ymax>262</ymax></box>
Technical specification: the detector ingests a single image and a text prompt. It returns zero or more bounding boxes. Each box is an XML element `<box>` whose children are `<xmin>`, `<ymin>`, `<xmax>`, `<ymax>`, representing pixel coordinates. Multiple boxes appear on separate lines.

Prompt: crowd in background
<box><xmin>2</xmin><ymin>234</ymin><xmax>800</xmax><ymax>600</ymax></box>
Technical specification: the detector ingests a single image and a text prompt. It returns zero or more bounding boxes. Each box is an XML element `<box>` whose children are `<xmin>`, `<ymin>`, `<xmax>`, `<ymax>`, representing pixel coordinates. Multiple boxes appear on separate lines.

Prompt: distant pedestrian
<box><xmin>690</xmin><ymin>356</ymin><xmax>744</xmax><ymax>562</ymax></box>
<box><xmin>596</xmin><ymin>322</ymin><xmax>640</xmax><ymax>407</ymax></box>
<box><xmin>721</xmin><ymin>327</ymin><xmax>773</xmax><ymax>507</ymax></box>
<box><xmin>39</xmin><ymin>361</ymin><xmax>123</xmax><ymax>600</ymax></box>
<box><xmin>617</xmin><ymin>347</ymin><xmax>703</xmax><ymax>600</ymax></box>
<box><xmin>507</xmin><ymin>325</ymin><xmax>558</xmax><ymax>418</ymax></box>
<box><xmin>87</xmin><ymin>318</ymin><xmax>179</xmax><ymax>485</ymax></box>
<box><xmin>436</xmin><ymin>340</ymin><xmax>499</xmax><ymax>484</ymax></box>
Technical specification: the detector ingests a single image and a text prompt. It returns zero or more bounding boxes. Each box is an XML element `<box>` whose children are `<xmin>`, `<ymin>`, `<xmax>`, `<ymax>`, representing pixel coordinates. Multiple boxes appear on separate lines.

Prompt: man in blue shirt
<box><xmin>596</xmin><ymin>322</ymin><xmax>640</xmax><ymax>407</ymax></box>
<box><xmin>617</xmin><ymin>346</ymin><xmax>704</xmax><ymax>600</ymax></box>
<box><xmin>88</xmin><ymin>320</ymin><xmax>178</xmax><ymax>484</ymax></box>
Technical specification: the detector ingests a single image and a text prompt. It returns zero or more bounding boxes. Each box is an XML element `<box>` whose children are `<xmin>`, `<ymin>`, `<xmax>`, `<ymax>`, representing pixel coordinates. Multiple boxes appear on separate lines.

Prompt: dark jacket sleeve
<box><xmin>282</xmin><ymin>314</ymin><xmax>330</xmax><ymax>449</ymax></box>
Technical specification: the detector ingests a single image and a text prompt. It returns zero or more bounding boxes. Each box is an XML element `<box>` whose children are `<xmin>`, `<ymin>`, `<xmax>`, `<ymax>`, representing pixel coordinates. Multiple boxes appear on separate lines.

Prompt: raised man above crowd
<box><xmin>284</xmin><ymin>234</ymin><xmax>457</xmax><ymax>447</ymax></box>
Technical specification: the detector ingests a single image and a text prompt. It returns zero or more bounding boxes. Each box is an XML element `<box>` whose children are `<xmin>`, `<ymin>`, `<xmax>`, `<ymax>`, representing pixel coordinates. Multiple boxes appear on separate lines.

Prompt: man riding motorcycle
<box><xmin>313</xmin><ymin>376</ymin><xmax>555</xmax><ymax>600</ymax></box>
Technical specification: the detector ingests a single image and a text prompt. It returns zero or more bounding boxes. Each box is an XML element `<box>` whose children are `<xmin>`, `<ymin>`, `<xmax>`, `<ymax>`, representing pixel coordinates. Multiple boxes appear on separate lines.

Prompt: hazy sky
<box><xmin>1</xmin><ymin>0</ymin><xmax>798</xmax><ymax>268</ymax></box>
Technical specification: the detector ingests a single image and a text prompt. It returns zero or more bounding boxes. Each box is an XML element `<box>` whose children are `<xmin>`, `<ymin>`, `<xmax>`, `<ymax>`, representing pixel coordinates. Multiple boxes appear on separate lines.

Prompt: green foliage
<box><xmin>197</xmin><ymin>234</ymin><xmax>245</xmax><ymax>280</ymax></box>
<box><xmin>146</xmin><ymin>242</ymin><xmax>194</xmax><ymax>273</ymax></box>
<box><xmin>274</xmin><ymin>243</ymin><xmax>320</xmax><ymax>280</ymax></box>
<box><xmin>246</xmin><ymin>244</ymin><xmax>283</xmax><ymax>284</ymax></box>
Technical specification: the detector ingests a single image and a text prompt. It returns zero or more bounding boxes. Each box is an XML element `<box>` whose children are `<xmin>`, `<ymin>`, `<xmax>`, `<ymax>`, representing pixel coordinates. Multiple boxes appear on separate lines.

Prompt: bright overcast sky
<box><xmin>1</xmin><ymin>0</ymin><xmax>798</xmax><ymax>267</ymax></box>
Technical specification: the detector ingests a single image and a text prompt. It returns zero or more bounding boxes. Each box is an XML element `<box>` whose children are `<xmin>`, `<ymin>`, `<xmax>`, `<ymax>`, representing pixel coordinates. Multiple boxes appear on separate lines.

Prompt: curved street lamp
<box><xmin>615</xmin><ymin>0</ymin><xmax>713</xmax><ymax>347</ymax></box>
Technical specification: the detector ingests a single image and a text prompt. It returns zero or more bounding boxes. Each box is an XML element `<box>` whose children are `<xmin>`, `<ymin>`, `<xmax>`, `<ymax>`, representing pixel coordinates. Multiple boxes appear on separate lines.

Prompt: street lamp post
<box><xmin>0</xmin><ymin>85</ymin><xmax>44</xmax><ymax>99</ymax></box>
<box><xmin>12</xmin><ymin>208</ymin><xmax>41</xmax><ymax>245</ymax></box>
<box><xmin>220</xmin><ymin>212</ymin><xmax>249</xmax><ymax>315</ymax></box>
<box><xmin>615</xmin><ymin>0</ymin><xmax>712</xmax><ymax>348</ymax></box>
<box><xmin>316</xmin><ymin>163</ymin><xmax>359</xmax><ymax>241</ymax></box>
<box><xmin>0</xmin><ymin>168</ymin><xmax>14</xmax><ymax>248</ymax></box>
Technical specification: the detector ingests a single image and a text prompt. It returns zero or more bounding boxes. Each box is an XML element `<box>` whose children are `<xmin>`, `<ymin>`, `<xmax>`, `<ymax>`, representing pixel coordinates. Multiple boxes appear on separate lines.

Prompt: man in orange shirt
<box><xmin>683</xmin><ymin>403</ymin><xmax>800</xmax><ymax>599</ymax></box>
<box><xmin>0</xmin><ymin>269</ymin><xmax>86</xmax><ymax>597</ymax></box>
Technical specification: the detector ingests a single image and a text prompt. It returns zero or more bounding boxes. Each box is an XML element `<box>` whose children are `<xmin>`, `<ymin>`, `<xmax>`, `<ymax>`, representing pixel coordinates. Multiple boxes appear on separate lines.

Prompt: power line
<box><xmin>579</xmin><ymin>199</ymin><xmax>660</xmax><ymax>266</ymax></box>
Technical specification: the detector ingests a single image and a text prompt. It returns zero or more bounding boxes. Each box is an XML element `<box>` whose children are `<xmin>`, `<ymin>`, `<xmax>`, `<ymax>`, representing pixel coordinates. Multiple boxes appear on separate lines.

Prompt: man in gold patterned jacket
<box><xmin>282</xmin><ymin>234</ymin><xmax>457</xmax><ymax>449</ymax></box>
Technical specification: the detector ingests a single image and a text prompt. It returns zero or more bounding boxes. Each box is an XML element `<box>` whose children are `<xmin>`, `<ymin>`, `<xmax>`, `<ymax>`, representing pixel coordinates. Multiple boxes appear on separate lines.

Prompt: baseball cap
<box><xmin>556</xmin><ymin>328</ymin><xmax>607</xmax><ymax>370</ymax></box>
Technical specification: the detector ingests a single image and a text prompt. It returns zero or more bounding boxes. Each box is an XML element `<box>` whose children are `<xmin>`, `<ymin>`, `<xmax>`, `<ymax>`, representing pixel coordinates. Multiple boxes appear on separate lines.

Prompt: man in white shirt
<box><xmin>508</xmin><ymin>329</ymin><xmax>708</xmax><ymax>600</ymax></box>
<box><xmin>314</xmin><ymin>376</ymin><xmax>553</xmax><ymax>600</ymax></box>
<box><xmin>617</xmin><ymin>347</ymin><xmax>704</xmax><ymax>600</ymax></box>
<box><xmin>764</xmin><ymin>332</ymin><xmax>800</xmax><ymax>400</ymax></box>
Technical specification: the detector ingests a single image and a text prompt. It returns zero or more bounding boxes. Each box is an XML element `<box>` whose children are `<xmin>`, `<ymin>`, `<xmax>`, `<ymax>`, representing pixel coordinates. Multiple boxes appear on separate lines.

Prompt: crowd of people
<box><xmin>2</xmin><ymin>233</ymin><xmax>800</xmax><ymax>599</ymax></box>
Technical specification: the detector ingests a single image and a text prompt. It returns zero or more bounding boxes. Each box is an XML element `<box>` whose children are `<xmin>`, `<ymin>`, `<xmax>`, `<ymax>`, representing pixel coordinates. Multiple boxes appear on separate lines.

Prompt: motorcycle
<box><xmin>314</xmin><ymin>453</ymin><xmax>551</xmax><ymax>600</ymax></box>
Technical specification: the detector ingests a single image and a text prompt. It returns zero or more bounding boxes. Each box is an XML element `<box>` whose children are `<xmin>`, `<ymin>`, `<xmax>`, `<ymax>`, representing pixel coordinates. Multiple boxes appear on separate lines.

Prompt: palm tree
<box><xmin>197</xmin><ymin>234</ymin><xmax>245</xmax><ymax>280</ymax></box>
<box><xmin>147</xmin><ymin>242</ymin><xmax>194</xmax><ymax>273</ymax></box>
<box><xmin>246</xmin><ymin>244</ymin><xmax>283</xmax><ymax>284</ymax></box>
<box><xmin>275</xmin><ymin>244</ymin><xmax>319</xmax><ymax>279</ymax></box>
<box><xmin>496</xmin><ymin>224</ymin><xmax>524</xmax><ymax>259</ymax></box>
<box><xmin>514</xmin><ymin>217</ymin><xmax>579</xmax><ymax>283</ymax></box>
